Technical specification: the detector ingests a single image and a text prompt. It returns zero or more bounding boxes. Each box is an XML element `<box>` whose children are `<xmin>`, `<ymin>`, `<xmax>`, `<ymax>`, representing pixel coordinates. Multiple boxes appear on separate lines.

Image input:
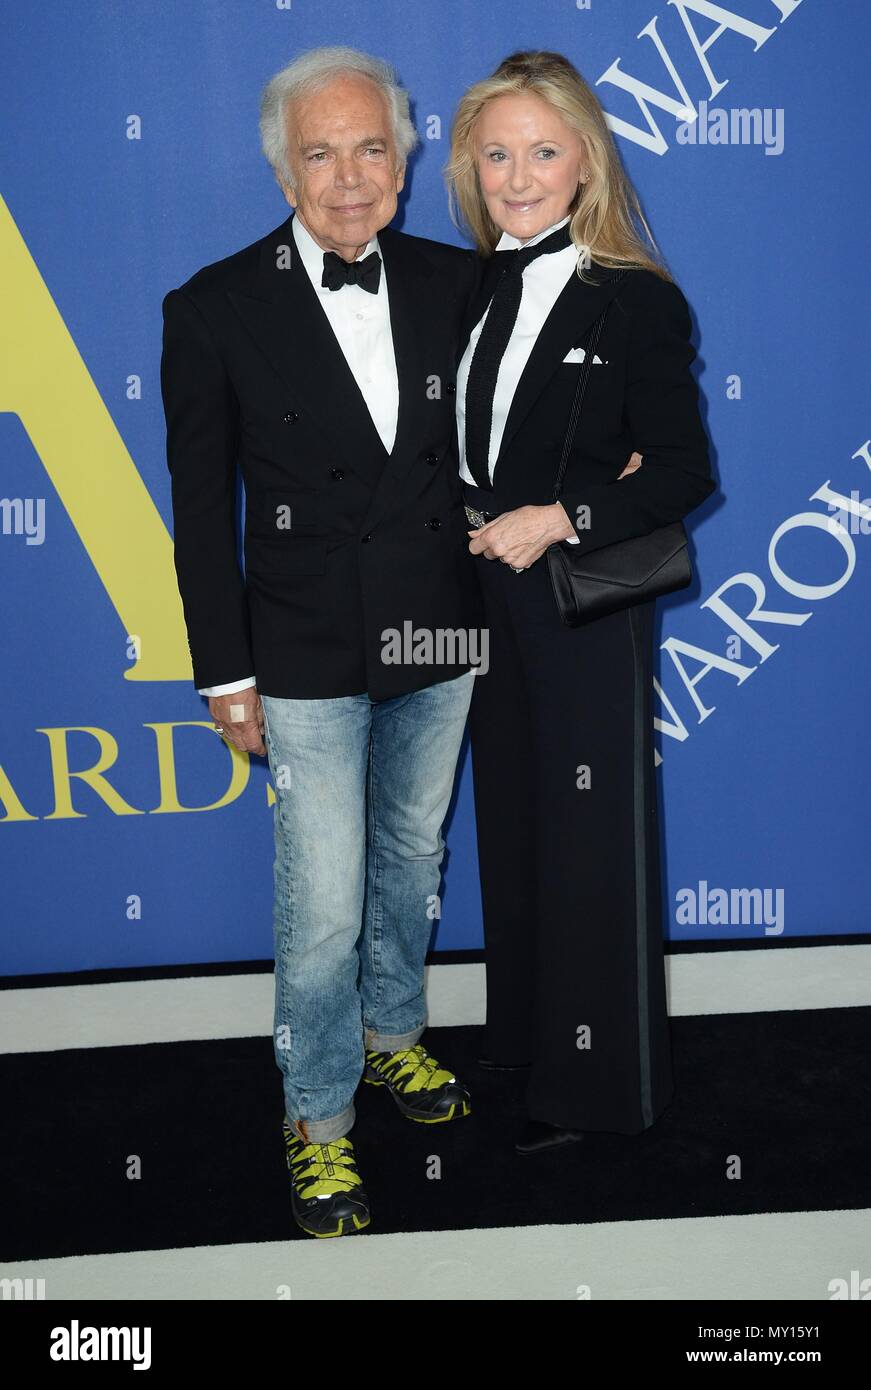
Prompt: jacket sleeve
<box><xmin>160</xmin><ymin>288</ymin><xmax>254</xmax><ymax>689</ymax></box>
<box><xmin>557</xmin><ymin>273</ymin><xmax>715</xmax><ymax>556</ymax></box>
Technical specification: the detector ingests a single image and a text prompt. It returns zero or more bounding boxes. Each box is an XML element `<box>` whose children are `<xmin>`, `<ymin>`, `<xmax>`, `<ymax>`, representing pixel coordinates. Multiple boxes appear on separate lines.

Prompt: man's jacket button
<box><xmin>283</xmin><ymin>410</ymin><xmax>299</xmax><ymax>424</ymax></box>
<box><xmin>428</xmin><ymin>517</ymin><xmax>441</xmax><ymax>530</ymax></box>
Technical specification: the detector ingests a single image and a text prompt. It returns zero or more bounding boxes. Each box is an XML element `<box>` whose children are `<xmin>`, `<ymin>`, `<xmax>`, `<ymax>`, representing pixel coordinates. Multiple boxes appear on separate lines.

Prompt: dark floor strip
<box><xmin>2</xmin><ymin>1009</ymin><xmax>870</xmax><ymax>1260</ymax></box>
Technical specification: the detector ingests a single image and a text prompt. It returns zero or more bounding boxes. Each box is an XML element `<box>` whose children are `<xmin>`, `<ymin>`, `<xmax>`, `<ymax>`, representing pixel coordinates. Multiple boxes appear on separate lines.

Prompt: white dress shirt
<box><xmin>456</xmin><ymin>215</ymin><xmax>582</xmax><ymax>543</ymax></box>
<box><xmin>199</xmin><ymin>214</ymin><xmax>399</xmax><ymax>697</ymax></box>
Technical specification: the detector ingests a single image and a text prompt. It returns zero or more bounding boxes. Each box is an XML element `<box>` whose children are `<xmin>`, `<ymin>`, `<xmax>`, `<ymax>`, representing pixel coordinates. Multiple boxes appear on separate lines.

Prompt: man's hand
<box><xmin>618</xmin><ymin>450</ymin><xmax>643</xmax><ymax>479</ymax></box>
<box><xmin>208</xmin><ymin>687</ymin><xmax>266</xmax><ymax>757</ymax></box>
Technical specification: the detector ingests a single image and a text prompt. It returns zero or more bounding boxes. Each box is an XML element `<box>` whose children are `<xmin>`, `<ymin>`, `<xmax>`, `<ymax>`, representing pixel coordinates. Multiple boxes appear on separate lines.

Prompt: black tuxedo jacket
<box><xmin>459</xmin><ymin>255</ymin><xmax>716</xmax><ymax>553</ymax></box>
<box><xmin>161</xmin><ymin>215</ymin><xmax>481</xmax><ymax>699</ymax></box>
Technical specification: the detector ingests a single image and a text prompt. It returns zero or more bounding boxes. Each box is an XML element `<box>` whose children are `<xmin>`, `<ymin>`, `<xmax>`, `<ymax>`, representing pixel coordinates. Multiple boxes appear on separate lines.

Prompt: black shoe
<box><xmin>515</xmin><ymin>1120</ymin><xmax>585</xmax><ymax>1154</ymax></box>
<box><xmin>478</xmin><ymin>1057</ymin><xmax>530</xmax><ymax>1070</ymax></box>
<box><xmin>283</xmin><ymin>1122</ymin><xmax>371</xmax><ymax>1237</ymax></box>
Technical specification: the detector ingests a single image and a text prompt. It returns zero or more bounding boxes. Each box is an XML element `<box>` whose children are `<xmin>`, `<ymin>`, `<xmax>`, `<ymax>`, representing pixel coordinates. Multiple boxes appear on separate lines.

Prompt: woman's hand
<box><xmin>468</xmin><ymin>504</ymin><xmax>574</xmax><ymax>569</ymax></box>
<box><xmin>467</xmin><ymin>453</ymin><xmax>644</xmax><ymax>569</ymax></box>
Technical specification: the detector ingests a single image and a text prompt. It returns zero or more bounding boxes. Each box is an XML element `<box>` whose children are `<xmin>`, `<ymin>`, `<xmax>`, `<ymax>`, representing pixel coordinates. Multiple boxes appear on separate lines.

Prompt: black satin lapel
<box><xmin>378</xmin><ymin>230</ymin><xmax>432</xmax><ymax>477</ymax></box>
<box><xmin>497</xmin><ymin>268</ymin><xmax>624</xmax><ymax>464</ymax></box>
<box><xmin>356</xmin><ymin>231</ymin><xmax>447</xmax><ymax>535</ymax></box>
<box><xmin>227</xmin><ymin>219</ymin><xmax>389</xmax><ymax>471</ymax></box>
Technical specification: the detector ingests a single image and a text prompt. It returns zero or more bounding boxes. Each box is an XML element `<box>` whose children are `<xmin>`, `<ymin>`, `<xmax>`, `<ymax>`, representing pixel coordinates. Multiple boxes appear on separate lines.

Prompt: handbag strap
<box><xmin>550</xmin><ymin>268</ymin><xmax>627</xmax><ymax>505</ymax></box>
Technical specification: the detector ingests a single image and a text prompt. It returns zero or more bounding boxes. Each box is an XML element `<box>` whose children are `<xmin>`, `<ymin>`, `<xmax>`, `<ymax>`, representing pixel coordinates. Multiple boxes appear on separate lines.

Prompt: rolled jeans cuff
<box><xmin>364</xmin><ymin>1020</ymin><xmax>426</xmax><ymax>1053</ymax></box>
<box><xmin>286</xmin><ymin>1100</ymin><xmax>355</xmax><ymax>1146</ymax></box>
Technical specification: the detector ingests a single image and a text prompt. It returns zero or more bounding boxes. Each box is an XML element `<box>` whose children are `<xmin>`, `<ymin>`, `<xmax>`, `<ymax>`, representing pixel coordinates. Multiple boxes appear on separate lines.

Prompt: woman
<box><xmin>445</xmin><ymin>51</ymin><xmax>715</xmax><ymax>1153</ymax></box>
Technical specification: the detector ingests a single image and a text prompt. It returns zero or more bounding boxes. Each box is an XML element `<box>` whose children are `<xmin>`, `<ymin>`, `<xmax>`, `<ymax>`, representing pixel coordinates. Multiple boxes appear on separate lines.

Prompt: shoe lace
<box><xmin>379</xmin><ymin>1043</ymin><xmax>450</xmax><ymax>1093</ymax></box>
<box><xmin>287</xmin><ymin>1135</ymin><xmax>362</xmax><ymax>1197</ymax></box>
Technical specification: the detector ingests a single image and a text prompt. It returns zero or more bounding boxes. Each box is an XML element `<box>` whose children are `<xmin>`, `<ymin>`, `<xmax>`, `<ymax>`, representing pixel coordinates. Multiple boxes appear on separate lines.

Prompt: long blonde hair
<box><xmin>446</xmin><ymin>50</ymin><xmax>671</xmax><ymax>283</ymax></box>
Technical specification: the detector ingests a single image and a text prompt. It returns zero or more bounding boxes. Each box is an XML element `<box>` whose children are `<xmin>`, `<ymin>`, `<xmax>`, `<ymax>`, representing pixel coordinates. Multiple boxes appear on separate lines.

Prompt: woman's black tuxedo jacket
<box><xmin>160</xmin><ymin>215</ymin><xmax>480</xmax><ymax>699</ymax></box>
<box><xmin>459</xmin><ymin>254</ymin><xmax>715</xmax><ymax>548</ymax></box>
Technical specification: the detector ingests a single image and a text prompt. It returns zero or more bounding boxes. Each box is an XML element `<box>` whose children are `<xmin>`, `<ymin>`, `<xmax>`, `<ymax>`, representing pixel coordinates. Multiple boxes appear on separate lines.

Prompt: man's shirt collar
<box><xmin>291</xmin><ymin>214</ymin><xmax>381</xmax><ymax>286</ymax></box>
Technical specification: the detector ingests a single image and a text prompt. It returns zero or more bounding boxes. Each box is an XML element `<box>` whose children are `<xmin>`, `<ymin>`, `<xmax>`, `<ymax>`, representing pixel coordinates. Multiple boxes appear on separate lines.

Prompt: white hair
<box><xmin>259</xmin><ymin>45</ymin><xmax>418</xmax><ymax>187</ymax></box>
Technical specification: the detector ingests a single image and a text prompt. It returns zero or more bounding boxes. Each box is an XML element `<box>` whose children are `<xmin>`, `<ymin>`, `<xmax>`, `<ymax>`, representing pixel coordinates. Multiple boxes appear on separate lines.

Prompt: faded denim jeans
<box><xmin>261</xmin><ymin>669</ymin><xmax>474</xmax><ymax>1145</ymax></box>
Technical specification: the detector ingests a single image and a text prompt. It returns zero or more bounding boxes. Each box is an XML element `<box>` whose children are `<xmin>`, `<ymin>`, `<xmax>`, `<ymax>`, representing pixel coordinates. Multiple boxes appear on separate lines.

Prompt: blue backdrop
<box><xmin>2</xmin><ymin>0</ymin><xmax>869</xmax><ymax>974</ymax></box>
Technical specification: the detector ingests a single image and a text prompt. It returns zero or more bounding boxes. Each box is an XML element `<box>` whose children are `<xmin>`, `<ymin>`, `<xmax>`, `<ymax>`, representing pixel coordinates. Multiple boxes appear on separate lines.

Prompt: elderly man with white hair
<box><xmin>161</xmin><ymin>47</ymin><xmax>481</xmax><ymax>1237</ymax></box>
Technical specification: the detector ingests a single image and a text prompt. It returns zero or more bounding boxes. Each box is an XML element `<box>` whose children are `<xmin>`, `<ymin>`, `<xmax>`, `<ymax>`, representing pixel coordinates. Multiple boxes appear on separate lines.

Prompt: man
<box><xmin>160</xmin><ymin>46</ymin><xmax>481</xmax><ymax>1237</ymax></box>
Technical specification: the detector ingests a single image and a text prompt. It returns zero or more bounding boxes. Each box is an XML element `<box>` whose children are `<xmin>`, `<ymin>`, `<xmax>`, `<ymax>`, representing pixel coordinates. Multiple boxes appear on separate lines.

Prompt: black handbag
<box><xmin>545</xmin><ymin>273</ymin><xmax>692</xmax><ymax>627</ymax></box>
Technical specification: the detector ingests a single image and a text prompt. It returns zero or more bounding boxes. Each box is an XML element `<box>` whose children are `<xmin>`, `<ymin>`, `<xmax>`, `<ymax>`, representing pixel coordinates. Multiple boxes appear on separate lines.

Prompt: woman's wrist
<box><xmin>550</xmin><ymin>502</ymin><xmax>576</xmax><ymax>542</ymax></box>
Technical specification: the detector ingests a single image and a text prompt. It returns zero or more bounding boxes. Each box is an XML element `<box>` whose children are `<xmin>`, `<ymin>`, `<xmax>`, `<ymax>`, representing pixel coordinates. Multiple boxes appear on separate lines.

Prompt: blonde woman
<box><xmin>446</xmin><ymin>51</ymin><xmax>715</xmax><ymax>1153</ymax></box>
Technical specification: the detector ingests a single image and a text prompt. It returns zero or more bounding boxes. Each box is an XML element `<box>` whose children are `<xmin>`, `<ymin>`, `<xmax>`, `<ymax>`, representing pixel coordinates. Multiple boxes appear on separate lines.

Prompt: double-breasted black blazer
<box><xmin>458</xmin><ymin>254</ymin><xmax>715</xmax><ymax>552</ymax></box>
<box><xmin>160</xmin><ymin>214</ymin><xmax>481</xmax><ymax>699</ymax></box>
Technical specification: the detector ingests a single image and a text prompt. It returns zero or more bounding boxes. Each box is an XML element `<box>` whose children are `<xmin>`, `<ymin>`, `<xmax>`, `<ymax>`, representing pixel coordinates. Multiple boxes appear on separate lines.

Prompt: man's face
<box><xmin>282</xmin><ymin>73</ymin><xmax>405</xmax><ymax>260</ymax></box>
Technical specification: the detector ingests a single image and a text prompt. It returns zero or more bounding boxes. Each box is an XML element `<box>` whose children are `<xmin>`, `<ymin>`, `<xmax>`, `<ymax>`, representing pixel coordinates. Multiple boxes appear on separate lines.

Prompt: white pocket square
<box><xmin>562</xmin><ymin>347</ymin><xmax>607</xmax><ymax>365</ymax></box>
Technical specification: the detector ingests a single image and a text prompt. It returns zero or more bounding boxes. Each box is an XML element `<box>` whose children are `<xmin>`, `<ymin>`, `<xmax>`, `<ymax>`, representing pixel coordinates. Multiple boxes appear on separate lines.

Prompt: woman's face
<box><xmin>474</xmin><ymin>92</ymin><xmax>587</xmax><ymax>243</ymax></box>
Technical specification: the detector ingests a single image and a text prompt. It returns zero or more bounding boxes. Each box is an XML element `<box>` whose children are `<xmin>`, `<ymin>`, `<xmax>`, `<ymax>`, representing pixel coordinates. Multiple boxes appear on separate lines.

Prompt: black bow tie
<box><xmin>322</xmin><ymin>249</ymin><xmax>382</xmax><ymax>294</ymax></box>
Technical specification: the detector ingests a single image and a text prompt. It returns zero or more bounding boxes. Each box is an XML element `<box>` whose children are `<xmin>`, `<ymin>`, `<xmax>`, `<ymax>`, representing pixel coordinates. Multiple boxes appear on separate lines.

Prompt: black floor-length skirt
<box><xmin>468</xmin><ymin>545</ymin><xmax>674</xmax><ymax>1135</ymax></box>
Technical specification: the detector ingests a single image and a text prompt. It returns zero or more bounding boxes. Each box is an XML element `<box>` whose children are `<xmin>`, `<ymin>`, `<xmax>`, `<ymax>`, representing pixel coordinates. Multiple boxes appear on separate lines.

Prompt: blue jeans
<box><xmin>261</xmin><ymin>670</ymin><xmax>474</xmax><ymax>1145</ymax></box>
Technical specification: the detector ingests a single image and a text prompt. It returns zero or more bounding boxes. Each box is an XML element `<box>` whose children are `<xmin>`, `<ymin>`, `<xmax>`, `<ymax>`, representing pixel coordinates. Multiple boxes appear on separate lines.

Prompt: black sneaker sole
<box><xmin>294</xmin><ymin>1208</ymin><xmax>371</xmax><ymax>1238</ymax></box>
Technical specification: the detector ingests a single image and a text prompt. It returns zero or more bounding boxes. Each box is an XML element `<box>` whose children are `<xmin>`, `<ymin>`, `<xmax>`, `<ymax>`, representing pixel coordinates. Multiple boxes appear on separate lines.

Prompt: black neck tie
<box><xmin>464</xmin><ymin>222</ymin><xmax>574</xmax><ymax>490</ymax></box>
<box><xmin>322</xmin><ymin>249</ymin><xmax>382</xmax><ymax>294</ymax></box>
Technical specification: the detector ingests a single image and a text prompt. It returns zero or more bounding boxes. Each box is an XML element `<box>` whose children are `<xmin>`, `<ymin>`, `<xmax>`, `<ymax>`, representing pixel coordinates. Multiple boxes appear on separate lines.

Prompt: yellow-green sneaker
<box><xmin>363</xmin><ymin>1043</ymin><xmax>471</xmax><ymax>1123</ymax></box>
<box><xmin>282</xmin><ymin>1121</ymin><xmax>371</xmax><ymax>1238</ymax></box>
